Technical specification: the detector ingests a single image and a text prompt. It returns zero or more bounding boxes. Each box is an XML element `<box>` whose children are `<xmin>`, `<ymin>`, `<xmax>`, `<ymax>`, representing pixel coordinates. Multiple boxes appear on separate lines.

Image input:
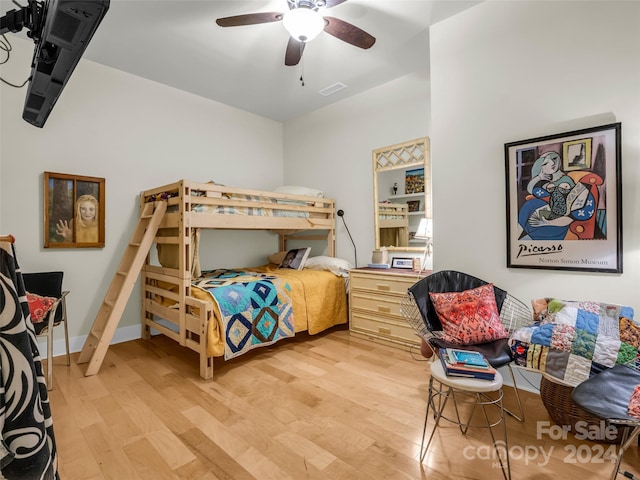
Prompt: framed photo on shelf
<box><xmin>44</xmin><ymin>172</ymin><xmax>105</xmax><ymax>248</ymax></box>
<box><xmin>504</xmin><ymin>122</ymin><xmax>622</xmax><ymax>273</ymax></box>
<box><xmin>391</xmin><ymin>257</ymin><xmax>413</xmax><ymax>269</ymax></box>
<box><xmin>407</xmin><ymin>200</ymin><xmax>420</xmax><ymax>212</ymax></box>
<box><xmin>405</xmin><ymin>168</ymin><xmax>425</xmax><ymax>194</ymax></box>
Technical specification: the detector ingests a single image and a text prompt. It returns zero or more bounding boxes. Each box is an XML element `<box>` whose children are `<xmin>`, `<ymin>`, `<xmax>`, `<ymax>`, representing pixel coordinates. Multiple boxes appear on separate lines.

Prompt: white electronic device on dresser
<box><xmin>349</xmin><ymin>267</ymin><xmax>431</xmax><ymax>350</ymax></box>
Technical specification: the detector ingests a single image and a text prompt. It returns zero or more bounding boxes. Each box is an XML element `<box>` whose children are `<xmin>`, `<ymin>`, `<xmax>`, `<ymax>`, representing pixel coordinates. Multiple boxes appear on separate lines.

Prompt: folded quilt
<box><xmin>510</xmin><ymin>298</ymin><xmax>638</xmax><ymax>386</ymax></box>
<box><xmin>194</xmin><ymin>269</ymin><xmax>295</xmax><ymax>360</ymax></box>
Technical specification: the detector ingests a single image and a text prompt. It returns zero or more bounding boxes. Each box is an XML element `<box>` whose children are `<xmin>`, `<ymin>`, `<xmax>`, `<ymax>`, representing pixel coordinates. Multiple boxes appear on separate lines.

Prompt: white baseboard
<box><xmin>35</xmin><ymin>324</ymin><xmax>143</xmax><ymax>360</ymax></box>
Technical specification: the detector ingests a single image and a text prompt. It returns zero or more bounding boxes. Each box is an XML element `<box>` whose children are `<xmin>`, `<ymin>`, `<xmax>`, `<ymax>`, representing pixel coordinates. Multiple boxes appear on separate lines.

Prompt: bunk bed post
<box><xmin>140</xmin><ymin>192</ymin><xmax>152</xmax><ymax>341</ymax></box>
<box><xmin>178</xmin><ymin>180</ymin><xmax>188</xmax><ymax>347</ymax></box>
<box><xmin>329</xmin><ymin>203</ymin><xmax>336</xmax><ymax>257</ymax></box>
<box><xmin>199</xmin><ymin>306</ymin><xmax>214</xmax><ymax>379</ymax></box>
<box><xmin>328</xmin><ymin>230</ymin><xmax>335</xmax><ymax>257</ymax></box>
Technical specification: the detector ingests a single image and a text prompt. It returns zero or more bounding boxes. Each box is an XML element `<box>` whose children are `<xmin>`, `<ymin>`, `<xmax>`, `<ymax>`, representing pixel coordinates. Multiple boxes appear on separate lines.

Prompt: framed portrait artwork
<box><xmin>504</xmin><ymin>122</ymin><xmax>622</xmax><ymax>273</ymax></box>
<box><xmin>44</xmin><ymin>172</ymin><xmax>105</xmax><ymax>248</ymax></box>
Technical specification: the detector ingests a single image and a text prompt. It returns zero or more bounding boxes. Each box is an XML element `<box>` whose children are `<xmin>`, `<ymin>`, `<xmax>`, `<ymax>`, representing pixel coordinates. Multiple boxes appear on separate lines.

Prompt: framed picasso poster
<box><xmin>504</xmin><ymin>122</ymin><xmax>622</xmax><ymax>273</ymax></box>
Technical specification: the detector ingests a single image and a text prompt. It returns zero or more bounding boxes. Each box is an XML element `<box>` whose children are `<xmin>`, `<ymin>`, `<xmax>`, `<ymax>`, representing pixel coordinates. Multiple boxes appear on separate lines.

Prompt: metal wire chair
<box><xmin>400</xmin><ymin>270</ymin><xmax>533</xmax><ymax>422</ymax></box>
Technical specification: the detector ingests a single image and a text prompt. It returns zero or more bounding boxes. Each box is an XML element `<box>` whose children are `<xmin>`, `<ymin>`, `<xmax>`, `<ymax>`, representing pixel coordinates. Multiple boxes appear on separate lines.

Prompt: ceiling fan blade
<box><xmin>216</xmin><ymin>12</ymin><xmax>283</xmax><ymax>27</ymax></box>
<box><xmin>323</xmin><ymin>16</ymin><xmax>376</xmax><ymax>49</ymax></box>
<box><xmin>324</xmin><ymin>0</ymin><xmax>349</xmax><ymax>8</ymax></box>
<box><xmin>285</xmin><ymin>37</ymin><xmax>305</xmax><ymax>66</ymax></box>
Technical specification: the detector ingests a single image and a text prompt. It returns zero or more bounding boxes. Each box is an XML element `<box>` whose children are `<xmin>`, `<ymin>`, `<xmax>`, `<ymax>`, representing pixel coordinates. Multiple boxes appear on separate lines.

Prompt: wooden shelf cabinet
<box><xmin>349</xmin><ymin>267</ymin><xmax>431</xmax><ymax>350</ymax></box>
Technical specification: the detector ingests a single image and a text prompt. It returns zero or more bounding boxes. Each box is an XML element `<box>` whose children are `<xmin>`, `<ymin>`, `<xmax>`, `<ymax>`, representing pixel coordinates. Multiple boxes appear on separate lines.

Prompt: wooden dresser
<box><xmin>349</xmin><ymin>267</ymin><xmax>431</xmax><ymax>350</ymax></box>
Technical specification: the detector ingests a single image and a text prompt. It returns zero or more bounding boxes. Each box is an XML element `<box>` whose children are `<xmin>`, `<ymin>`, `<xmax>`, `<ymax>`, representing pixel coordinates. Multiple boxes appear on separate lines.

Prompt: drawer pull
<box><xmin>377</xmin><ymin>306</ymin><xmax>391</xmax><ymax>313</ymax></box>
<box><xmin>376</xmin><ymin>283</ymin><xmax>391</xmax><ymax>291</ymax></box>
<box><xmin>378</xmin><ymin>327</ymin><xmax>391</xmax><ymax>335</ymax></box>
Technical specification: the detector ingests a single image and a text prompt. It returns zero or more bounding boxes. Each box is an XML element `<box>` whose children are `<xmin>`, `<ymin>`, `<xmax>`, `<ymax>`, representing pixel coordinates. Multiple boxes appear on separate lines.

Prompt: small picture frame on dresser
<box><xmin>391</xmin><ymin>257</ymin><xmax>413</xmax><ymax>269</ymax></box>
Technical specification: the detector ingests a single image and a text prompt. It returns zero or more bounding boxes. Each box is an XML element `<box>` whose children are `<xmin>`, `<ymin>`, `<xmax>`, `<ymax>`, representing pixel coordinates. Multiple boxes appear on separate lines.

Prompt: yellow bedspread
<box><xmin>191</xmin><ymin>265</ymin><xmax>348</xmax><ymax>357</ymax></box>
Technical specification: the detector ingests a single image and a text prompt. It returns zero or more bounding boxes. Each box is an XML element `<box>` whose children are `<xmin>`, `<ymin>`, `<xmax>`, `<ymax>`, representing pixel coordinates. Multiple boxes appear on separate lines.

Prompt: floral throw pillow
<box><xmin>26</xmin><ymin>292</ymin><xmax>57</xmax><ymax>324</ymax></box>
<box><xmin>429</xmin><ymin>284</ymin><xmax>508</xmax><ymax>345</ymax></box>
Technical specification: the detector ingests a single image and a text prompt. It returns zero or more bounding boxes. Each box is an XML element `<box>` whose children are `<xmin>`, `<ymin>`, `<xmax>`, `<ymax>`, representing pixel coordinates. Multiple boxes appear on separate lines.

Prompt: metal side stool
<box><xmin>572</xmin><ymin>364</ymin><xmax>640</xmax><ymax>480</ymax></box>
<box><xmin>421</xmin><ymin>358</ymin><xmax>511</xmax><ymax>480</ymax></box>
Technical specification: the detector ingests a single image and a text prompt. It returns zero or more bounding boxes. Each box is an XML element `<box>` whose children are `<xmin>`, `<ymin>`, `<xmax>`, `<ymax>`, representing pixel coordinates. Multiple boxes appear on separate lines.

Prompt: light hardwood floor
<box><xmin>47</xmin><ymin>327</ymin><xmax>639</xmax><ymax>479</ymax></box>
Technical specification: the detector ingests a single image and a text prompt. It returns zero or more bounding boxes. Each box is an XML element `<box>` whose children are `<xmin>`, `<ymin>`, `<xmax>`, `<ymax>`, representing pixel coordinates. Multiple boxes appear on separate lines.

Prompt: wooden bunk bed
<box><xmin>377</xmin><ymin>202</ymin><xmax>409</xmax><ymax>247</ymax></box>
<box><xmin>138</xmin><ymin>180</ymin><xmax>347</xmax><ymax>379</ymax></box>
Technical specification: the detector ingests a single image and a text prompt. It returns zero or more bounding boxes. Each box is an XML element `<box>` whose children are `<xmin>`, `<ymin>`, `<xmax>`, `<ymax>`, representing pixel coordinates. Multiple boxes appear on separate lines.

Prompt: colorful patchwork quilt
<box><xmin>193</xmin><ymin>269</ymin><xmax>295</xmax><ymax>360</ymax></box>
<box><xmin>510</xmin><ymin>298</ymin><xmax>639</xmax><ymax>386</ymax></box>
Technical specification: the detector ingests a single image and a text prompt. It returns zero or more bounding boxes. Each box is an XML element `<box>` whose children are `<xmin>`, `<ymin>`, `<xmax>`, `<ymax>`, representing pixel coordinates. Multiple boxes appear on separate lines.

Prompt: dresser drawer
<box><xmin>350</xmin><ymin>311</ymin><xmax>420</xmax><ymax>347</ymax></box>
<box><xmin>350</xmin><ymin>291</ymin><xmax>403</xmax><ymax>317</ymax></box>
<box><xmin>350</xmin><ymin>272</ymin><xmax>417</xmax><ymax>296</ymax></box>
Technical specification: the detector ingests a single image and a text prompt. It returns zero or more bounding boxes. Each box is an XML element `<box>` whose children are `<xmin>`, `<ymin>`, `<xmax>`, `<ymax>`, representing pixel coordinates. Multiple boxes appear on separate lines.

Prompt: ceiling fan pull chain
<box><xmin>299</xmin><ymin>44</ymin><xmax>305</xmax><ymax>86</ymax></box>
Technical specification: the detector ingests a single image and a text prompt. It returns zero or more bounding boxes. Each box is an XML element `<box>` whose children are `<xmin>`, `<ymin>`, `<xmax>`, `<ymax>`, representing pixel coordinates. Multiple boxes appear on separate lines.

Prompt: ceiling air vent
<box><xmin>318</xmin><ymin>82</ymin><xmax>347</xmax><ymax>97</ymax></box>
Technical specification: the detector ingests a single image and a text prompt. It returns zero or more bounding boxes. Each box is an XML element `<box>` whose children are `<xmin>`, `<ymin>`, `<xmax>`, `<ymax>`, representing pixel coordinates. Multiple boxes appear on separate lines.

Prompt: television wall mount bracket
<box><xmin>0</xmin><ymin>1</ymin><xmax>43</xmax><ymax>41</ymax></box>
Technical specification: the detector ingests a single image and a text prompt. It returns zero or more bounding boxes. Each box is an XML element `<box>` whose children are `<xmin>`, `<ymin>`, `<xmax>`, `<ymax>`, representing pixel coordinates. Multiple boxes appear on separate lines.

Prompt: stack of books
<box><xmin>439</xmin><ymin>348</ymin><xmax>497</xmax><ymax>381</ymax></box>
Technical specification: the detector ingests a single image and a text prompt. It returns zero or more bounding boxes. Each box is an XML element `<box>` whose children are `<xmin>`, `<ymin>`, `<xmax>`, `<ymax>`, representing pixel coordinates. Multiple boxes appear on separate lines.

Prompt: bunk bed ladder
<box><xmin>78</xmin><ymin>201</ymin><xmax>167</xmax><ymax>376</ymax></box>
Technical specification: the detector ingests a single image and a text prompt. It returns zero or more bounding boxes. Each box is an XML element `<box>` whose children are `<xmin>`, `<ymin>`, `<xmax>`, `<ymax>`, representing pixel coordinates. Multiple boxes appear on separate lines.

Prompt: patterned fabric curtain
<box><xmin>0</xmin><ymin>241</ymin><xmax>59</xmax><ymax>479</ymax></box>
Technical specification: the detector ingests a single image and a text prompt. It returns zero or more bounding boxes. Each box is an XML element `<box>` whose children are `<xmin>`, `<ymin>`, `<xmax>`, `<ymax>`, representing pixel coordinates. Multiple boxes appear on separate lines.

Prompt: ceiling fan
<box><xmin>216</xmin><ymin>0</ymin><xmax>376</xmax><ymax>66</ymax></box>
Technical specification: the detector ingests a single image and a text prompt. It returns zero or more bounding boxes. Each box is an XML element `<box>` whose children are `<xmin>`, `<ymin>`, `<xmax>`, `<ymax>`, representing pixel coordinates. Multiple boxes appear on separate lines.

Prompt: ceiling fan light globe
<box><xmin>283</xmin><ymin>8</ymin><xmax>325</xmax><ymax>43</ymax></box>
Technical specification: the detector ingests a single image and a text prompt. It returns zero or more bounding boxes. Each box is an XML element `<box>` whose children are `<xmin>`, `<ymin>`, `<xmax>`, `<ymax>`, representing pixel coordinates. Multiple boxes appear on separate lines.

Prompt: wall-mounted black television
<box><xmin>0</xmin><ymin>0</ymin><xmax>110</xmax><ymax>127</ymax></box>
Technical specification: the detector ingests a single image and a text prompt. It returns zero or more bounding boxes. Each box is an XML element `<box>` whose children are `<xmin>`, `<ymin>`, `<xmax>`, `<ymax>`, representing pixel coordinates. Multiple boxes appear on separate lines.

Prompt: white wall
<box><xmin>283</xmin><ymin>71</ymin><xmax>431</xmax><ymax>267</ymax></box>
<box><xmin>429</xmin><ymin>0</ymin><xmax>640</xmax><ymax>305</ymax></box>
<box><xmin>430</xmin><ymin>1</ymin><xmax>640</xmax><ymax>390</ymax></box>
<box><xmin>0</xmin><ymin>38</ymin><xmax>284</xmax><ymax>352</ymax></box>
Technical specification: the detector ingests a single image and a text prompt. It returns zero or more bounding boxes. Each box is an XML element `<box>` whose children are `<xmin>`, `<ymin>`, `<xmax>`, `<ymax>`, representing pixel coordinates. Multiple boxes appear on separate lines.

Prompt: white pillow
<box><xmin>274</xmin><ymin>185</ymin><xmax>324</xmax><ymax>198</ymax></box>
<box><xmin>304</xmin><ymin>256</ymin><xmax>353</xmax><ymax>277</ymax></box>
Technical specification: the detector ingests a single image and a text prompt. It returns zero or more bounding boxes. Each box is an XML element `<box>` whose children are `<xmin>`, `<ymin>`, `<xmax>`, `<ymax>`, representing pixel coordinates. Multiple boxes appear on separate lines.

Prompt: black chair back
<box><xmin>408</xmin><ymin>270</ymin><xmax>507</xmax><ymax>332</ymax></box>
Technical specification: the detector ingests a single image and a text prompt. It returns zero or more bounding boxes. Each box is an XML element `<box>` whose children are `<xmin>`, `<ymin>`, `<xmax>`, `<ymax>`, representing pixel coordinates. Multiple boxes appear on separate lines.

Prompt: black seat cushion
<box><xmin>572</xmin><ymin>365</ymin><xmax>640</xmax><ymax>422</ymax></box>
<box><xmin>429</xmin><ymin>337</ymin><xmax>512</xmax><ymax>368</ymax></box>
